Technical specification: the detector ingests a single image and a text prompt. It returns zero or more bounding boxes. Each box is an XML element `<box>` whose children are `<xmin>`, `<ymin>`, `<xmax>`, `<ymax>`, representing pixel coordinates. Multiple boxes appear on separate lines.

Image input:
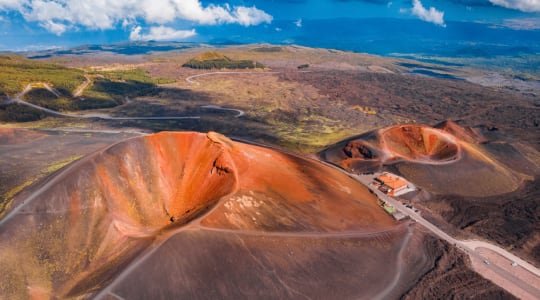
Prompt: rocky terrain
<box><xmin>402</xmin><ymin>232</ymin><xmax>516</xmax><ymax>300</ymax></box>
<box><xmin>1</xmin><ymin>45</ymin><xmax>539</xmax><ymax>298</ymax></box>
<box><xmin>0</xmin><ymin>131</ymin><xmax>431</xmax><ymax>299</ymax></box>
<box><xmin>320</xmin><ymin>121</ymin><xmax>540</xmax><ymax>267</ymax></box>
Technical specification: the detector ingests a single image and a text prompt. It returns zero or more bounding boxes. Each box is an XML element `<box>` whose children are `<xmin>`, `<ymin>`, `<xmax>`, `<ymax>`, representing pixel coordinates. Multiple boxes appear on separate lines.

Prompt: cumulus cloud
<box><xmin>411</xmin><ymin>0</ymin><xmax>446</xmax><ymax>27</ymax></box>
<box><xmin>40</xmin><ymin>20</ymin><xmax>68</xmax><ymax>35</ymax></box>
<box><xmin>489</xmin><ymin>0</ymin><xmax>540</xmax><ymax>12</ymax></box>
<box><xmin>0</xmin><ymin>0</ymin><xmax>23</xmax><ymax>10</ymax></box>
<box><xmin>130</xmin><ymin>26</ymin><xmax>196</xmax><ymax>41</ymax></box>
<box><xmin>0</xmin><ymin>0</ymin><xmax>272</xmax><ymax>34</ymax></box>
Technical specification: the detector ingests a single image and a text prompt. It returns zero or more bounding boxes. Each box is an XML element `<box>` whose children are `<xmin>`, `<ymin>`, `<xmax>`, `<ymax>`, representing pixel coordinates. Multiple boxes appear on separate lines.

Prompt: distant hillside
<box><xmin>0</xmin><ymin>55</ymin><xmax>85</xmax><ymax>96</ymax></box>
<box><xmin>182</xmin><ymin>51</ymin><xmax>264</xmax><ymax>70</ymax></box>
<box><xmin>0</xmin><ymin>57</ymin><xmax>175</xmax><ymax>122</ymax></box>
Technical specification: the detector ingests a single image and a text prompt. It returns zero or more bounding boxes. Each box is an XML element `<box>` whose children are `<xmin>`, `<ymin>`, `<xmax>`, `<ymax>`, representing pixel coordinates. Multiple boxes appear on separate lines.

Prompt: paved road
<box><xmin>228</xmin><ymin>138</ymin><xmax>540</xmax><ymax>299</ymax></box>
<box><xmin>11</xmin><ymin>97</ymin><xmax>201</xmax><ymax>121</ymax></box>
<box><xmin>201</xmin><ymin>105</ymin><xmax>245</xmax><ymax>117</ymax></box>
<box><xmin>4</xmin><ymin>134</ymin><xmax>538</xmax><ymax>298</ymax></box>
<box><xmin>461</xmin><ymin>240</ymin><xmax>540</xmax><ymax>277</ymax></box>
<box><xmin>6</xmin><ymin>83</ymin><xmax>202</xmax><ymax>121</ymax></box>
<box><xmin>354</xmin><ymin>173</ymin><xmax>540</xmax><ymax>299</ymax></box>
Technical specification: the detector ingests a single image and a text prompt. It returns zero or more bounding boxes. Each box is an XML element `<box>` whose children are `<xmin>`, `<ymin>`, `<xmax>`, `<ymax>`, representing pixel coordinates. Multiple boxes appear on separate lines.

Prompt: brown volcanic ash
<box><xmin>0</xmin><ymin>128</ymin><xmax>46</xmax><ymax>144</ymax></box>
<box><xmin>321</xmin><ymin>122</ymin><xmax>535</xmax><ymax>197</ymax></box>
<box><xmin>0</xmin><ymin>132</ymin><xmax>405</xmax><ymax>299</ymax></box>
<box><xmin>0</xmin><ymin>132</ymin><xmax>237</xmax><ymax>298</ymax></box>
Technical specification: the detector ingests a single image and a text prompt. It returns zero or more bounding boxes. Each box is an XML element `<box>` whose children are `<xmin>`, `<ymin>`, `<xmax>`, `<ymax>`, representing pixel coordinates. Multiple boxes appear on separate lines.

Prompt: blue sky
<box><xmin>0</xmin><ymin>0</ymin><xmax>538</xmax><ymax>51</ymax></box>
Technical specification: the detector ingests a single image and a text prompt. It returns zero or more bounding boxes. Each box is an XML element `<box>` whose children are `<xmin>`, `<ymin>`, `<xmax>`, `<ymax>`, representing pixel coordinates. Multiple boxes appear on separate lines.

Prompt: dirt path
<box><xmin>185</xmin><ymin>71</ymin><xmax>281</xmax><ymax>86</ymax></box>
<box><xmin>231</xmin><ymin>137</ymin><xmax>540</xmax><ymax>298</ymax></box>
<box><xmin>73</xmin><ymin>75</ymin><xmax>91</xmax><ymax>97</ymax></box>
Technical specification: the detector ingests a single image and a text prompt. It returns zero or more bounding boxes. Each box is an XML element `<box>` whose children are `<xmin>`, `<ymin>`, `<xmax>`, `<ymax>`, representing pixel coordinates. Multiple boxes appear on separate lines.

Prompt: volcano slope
<box><xmin>0</xmin><ymin>131</ymin><xmax>437</xmax><ymax>299</ymax></box>
<box><xmin>320</xmin><ymin>121</ymin><xmax>540</xmax><ymax>265</ymax></box>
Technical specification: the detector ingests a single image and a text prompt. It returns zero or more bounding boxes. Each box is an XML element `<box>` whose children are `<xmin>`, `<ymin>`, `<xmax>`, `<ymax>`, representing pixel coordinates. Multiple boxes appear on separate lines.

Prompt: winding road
<box><xmin>2</xmin><ymin>78</ymin><xmax>538</xmax><ymax>298</ymax></box>
<box><xmin>201</xmin><ymin>105</ymin><xmax>244</xmax><ymax>117</ymax></box>
<box><xmin>185</xmin><ymin>71</ymin><xmax>281</xmax><ymax>86</ymax></box>
<box><xmin>5</xmin><ymin>83</ymin><xmax>207</xmax><ymax>121</ymax></box>
<box><xmin>232</xmin><ymin>137</ymin><xmax>540</xmax><ymax>299</ymax></box>
<box><xmin>3</xmin><ymin>72</ymin><xmax>264</xmax><ymax>121</ymax></box>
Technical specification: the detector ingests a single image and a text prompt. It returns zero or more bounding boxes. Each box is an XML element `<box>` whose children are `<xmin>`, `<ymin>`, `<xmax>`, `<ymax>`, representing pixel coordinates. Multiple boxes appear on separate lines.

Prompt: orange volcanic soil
<box><xmin>380</xmin><ymin>125</ymin><xmax>460</xmax><ymax>163</ymax></box>
<box><xmin>320</xmin><ymin>122</ymin><xmax>536</xmax><ymax>197</ymax></box>
<box><xmin>0</xmin><ymin>131</ymin><xmax>397</xmax><ymax>299</ymax></box>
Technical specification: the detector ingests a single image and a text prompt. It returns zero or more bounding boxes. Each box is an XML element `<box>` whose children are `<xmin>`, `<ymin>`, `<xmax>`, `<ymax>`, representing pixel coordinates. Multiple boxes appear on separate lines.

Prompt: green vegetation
<box><xmin>182</xmin><ymin>51</ymin><xmax>265</xmax><ymax>70</ymax></box>
<box><xmin>0</xmin><ymin>104</ymin><xmax>46</xmax><ymax>122</ymax></box>
<box><xmin>0</xmin><ymin>57</ymin><xmax>181</xmax><ymax>121</ymax></box>
<box><xmin>42</xmin><ymin>154</ymin><xmax>83</xmax><ymax>173</ymax></box>
<box><xmin>79</xmin><ymin>69</ymin><xmax>174</xmax><ymax>108</ymax></box>
<box><xmin>251</xmin><ymin>46</ymin><xmax>283</xmax><ymax>53</ymax></box>
<box><xmin>90</xmin><ymin>68</ymin><xmax>176</xmax><ymax>85</ymax></box>
<box><xmin>0</xmin><ymin>55</ymin><xmax>85</xmax><ymax>96</ymax></box>
<box><xmin>0</xmin><ymin>67</ymin><xmax>175</xmax><ymax>121</ymax></box>
<box><xmin>23</xmin><ymin>88</ymin><xmax>77</xmax><ymax>112</ymax></box>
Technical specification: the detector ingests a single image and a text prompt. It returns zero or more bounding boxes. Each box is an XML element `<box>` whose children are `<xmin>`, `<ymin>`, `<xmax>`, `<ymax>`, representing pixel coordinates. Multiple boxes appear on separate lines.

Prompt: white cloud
<box><xmin>0</xmin><ymin>0</ymin><xmax>272</xmax><ymax>34</ymax></box>
<box><xmin>130</xmin><ymin>26</ymin><xmax>196</xmax><ymax>41</ymax></box>
<box><xmin>503</xmin><ymin>18</ymin><xmax>540</xmax><ymax>29</ymax></box>
<box><xmin>0</xmin><ymin>0</ymin><xmax>23</xmax><ymax>10</ymax></box>
<box><xmin>232</xmin><ymin>6</ymin><xmax>272</xmax><ymax>26</ymax></box>
<box><xmin>411</xmin><ymin>0</ymin><xmax>446</xmax><ymax>27</ymax></box>
<box><xmin>490</xmin><ymin>0</ymin><xmax>540</xmax><ymax>12</ymax></box>
<box><xmin>40</xmin><ymin>20</ymin><xmax>67</xmax><ymax>35</ymax></box>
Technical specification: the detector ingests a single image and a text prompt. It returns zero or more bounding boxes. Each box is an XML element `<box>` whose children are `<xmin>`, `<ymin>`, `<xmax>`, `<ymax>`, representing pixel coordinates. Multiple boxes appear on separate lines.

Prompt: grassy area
<box><xmin>0</xmin><ymin>55</ymin><xmax>85</xmax><ymax>96</ymax></box>
<box><xmin>23</xmin><ymin>88</ymin><xmax>77</xmax><ymax>111</ymax></box>
<box><xmin>91</xmin><ymin>68</ymin><xmax>176</xmax><ymax>85</ymax></box>
<box><xmin>182</xmin><ymin>51</ymin><xmax>264</xmax><ymax>69</ymax></box>
<box><xmin>250</xmin><ymin>46</ymin><xmax>283</xmax><ymax>53</ymax></box>
<box><xmin>0</xmin><ymin>67</ymin><xmax>176</xmax><ymax>121</ymax></box>
<box><xmin>80</xmin><ymin>69</ymin><xmax>175</xmax><ymax>108</ymax></box>
<box><xmin>0</xmin><ymin>104</ymin><xmax>47</xmax><ymax>122</ymax></box>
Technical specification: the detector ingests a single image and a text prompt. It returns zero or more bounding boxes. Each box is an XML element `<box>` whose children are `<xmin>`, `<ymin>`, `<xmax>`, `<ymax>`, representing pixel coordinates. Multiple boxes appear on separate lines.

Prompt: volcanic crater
<box><xmin>0</xmin><ymin>131</ymin><xmax>421</xmax><ymax>299</ymax></box>
<box><xmin>380</xmin><ymin>125</ymin><xmax>461</xmax><ymax>164</ymax></box>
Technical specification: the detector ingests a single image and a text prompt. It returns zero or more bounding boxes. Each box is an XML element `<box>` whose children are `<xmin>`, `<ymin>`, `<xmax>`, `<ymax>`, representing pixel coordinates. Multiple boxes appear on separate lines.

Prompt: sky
<box><xmin>0</xmin><ymin>0</ymin><xmax>539</xmax><ymax>51</ymax></box>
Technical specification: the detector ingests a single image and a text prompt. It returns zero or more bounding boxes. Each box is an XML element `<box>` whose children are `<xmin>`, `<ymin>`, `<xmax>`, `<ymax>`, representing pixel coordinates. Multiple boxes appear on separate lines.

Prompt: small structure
<box><xmin>377</xmin><ymin>199</ymin><xmax>408</xmax><ymax>221</ymax></box>
<box><xmin>392</xmin><ymin>211</ymin><xmax>407</xmax><ymax>221</ymax></box>
<box><xmin>372</xmin><ymin>172</ymin><xmax>413</xmax><ymax>196</ymax></box>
